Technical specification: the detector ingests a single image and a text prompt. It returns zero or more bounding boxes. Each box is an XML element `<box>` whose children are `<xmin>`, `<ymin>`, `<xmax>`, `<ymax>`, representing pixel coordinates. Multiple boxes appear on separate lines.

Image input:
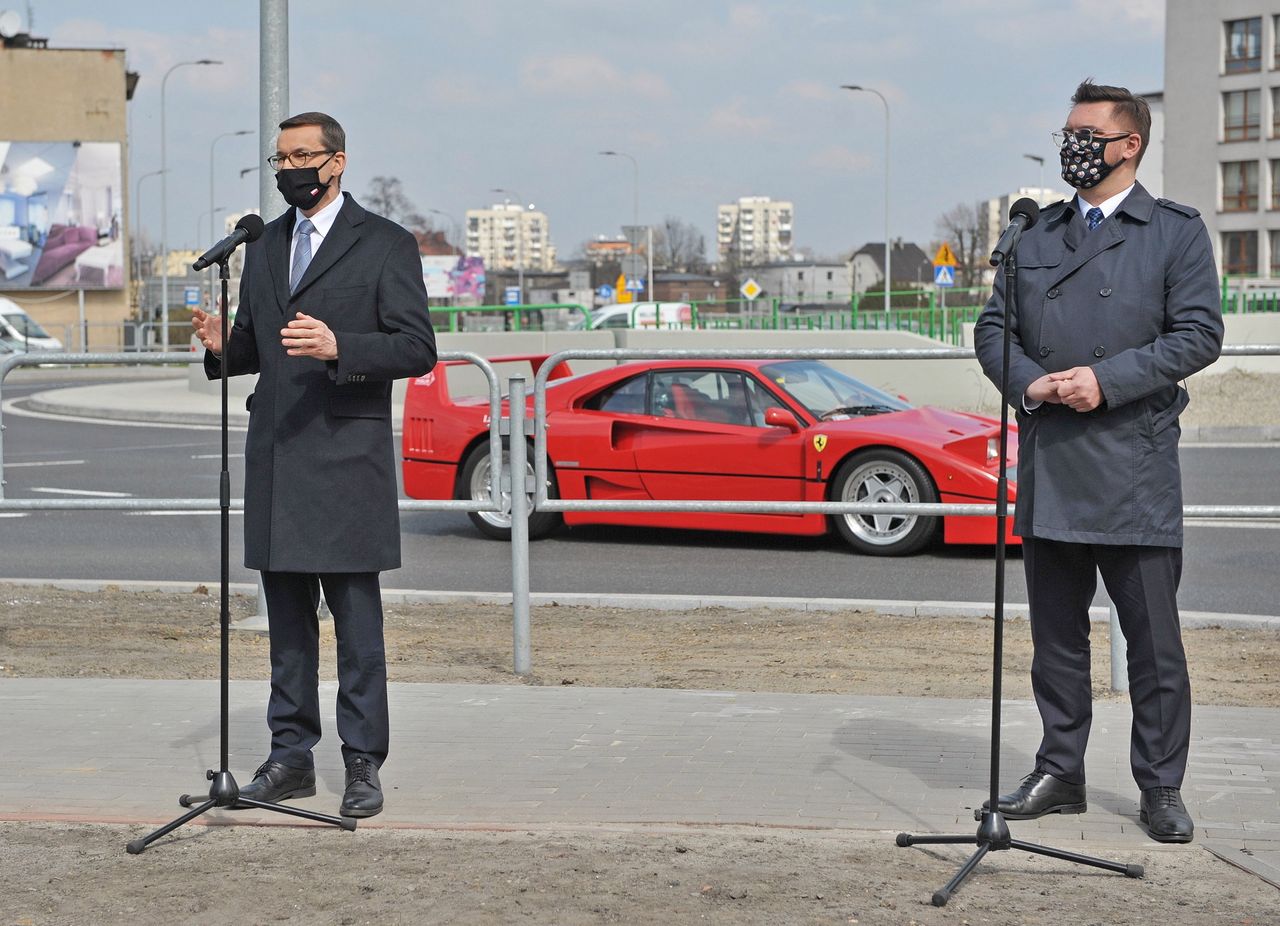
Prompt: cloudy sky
<box><xmin>33</xmin><ymin>0</ymin><xmax>1164</xmax><ymax>259</ymax></box>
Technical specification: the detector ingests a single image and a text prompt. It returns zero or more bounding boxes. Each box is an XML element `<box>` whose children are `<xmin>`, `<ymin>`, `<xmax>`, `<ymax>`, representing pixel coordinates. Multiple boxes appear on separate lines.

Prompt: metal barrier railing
<box><xmin>428</xmin><ymin>303</ymin><xmax>591</xmax><ymax>332</ymax></box>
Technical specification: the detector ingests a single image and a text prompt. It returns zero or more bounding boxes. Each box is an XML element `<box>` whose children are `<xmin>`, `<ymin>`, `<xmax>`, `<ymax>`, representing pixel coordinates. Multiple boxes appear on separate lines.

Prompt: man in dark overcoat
<box><xmin>192</xmin><ymin>111</ymin><xmax>436</xmax><ymax>818</ymax></box>
<box><xmin>974</xmin><ymin>81</ymin><xmax>1222</xmax><ymax>842</ymax></box>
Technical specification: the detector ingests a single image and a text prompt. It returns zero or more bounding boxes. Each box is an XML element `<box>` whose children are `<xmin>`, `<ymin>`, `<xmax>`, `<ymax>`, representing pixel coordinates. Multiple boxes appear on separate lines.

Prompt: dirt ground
<box><xmin>1</xmin><ymin>584</ymin><xmax>1277</xmax><ymax>925</ymax></box>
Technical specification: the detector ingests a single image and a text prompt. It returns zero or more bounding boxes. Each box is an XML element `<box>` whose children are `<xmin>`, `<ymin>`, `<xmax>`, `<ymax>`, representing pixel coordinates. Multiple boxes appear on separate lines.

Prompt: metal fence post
<box><xmin>508</xmin><ymin>376</ymin><xmax>532</xmax><ymax>676</ymax></box>
<box><xmin>1109</xmin><ymin>603</ymin><xmax>1128</xmax><ymax>693</ymax></box>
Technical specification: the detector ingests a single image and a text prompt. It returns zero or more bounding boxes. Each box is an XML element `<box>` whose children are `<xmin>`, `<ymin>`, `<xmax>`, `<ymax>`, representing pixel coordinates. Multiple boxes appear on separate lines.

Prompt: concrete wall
<box><xmin>0</xmin><ymin>46</ymin><xmax>131</xmax><ymax>348</ymax></box>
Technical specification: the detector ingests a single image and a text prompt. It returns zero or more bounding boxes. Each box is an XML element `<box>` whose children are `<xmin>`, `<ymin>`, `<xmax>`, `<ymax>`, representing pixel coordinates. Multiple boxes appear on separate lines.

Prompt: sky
<box><xmin>27</xmin><ymin>0</ymin><xmax>1165</xmax><ymax>259</ymax></box>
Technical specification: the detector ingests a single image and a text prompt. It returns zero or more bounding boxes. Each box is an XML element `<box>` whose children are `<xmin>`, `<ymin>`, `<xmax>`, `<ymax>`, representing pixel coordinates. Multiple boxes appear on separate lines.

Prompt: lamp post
<box><xmin>428</xmin><ymin>207</ymin><xmax>461</xmax><ymax>254</ymax></box>
<box><xmin>239</xmin><ymin>166</ymin><xmax>260</xmax><ymax>207</ymax></box>
<box><xmin>210</xmin><ymin>130</ymin><xmax>252</xmax><ymax>245</ymax></box>
<box><xmin>841</xmin><ymin>84</ymin><xmax>891</xmax><ymax>312</ymax></box>
<box><xmin>1023</xmin><ymin>153</ymin><xmax>1045</xmax><ymax>199</ymax></box>
<box><xmin>133</xmin><ymin>168</ymin><xmax>166</xmax><ymax>323</ymax></box>
<box><xmin>161</xmin><ymin>58</ymin><xmax>221</xmax><ymax>353</ymax></box>
<box><xmin>491</xmin><ymin>187</ymin><xmax>525</xmax><ymax>304</ymax></box>
<box><xmin>599</xmin><ymin>150</ymin><xmax>649</xmax><ymax>300</ymax></box>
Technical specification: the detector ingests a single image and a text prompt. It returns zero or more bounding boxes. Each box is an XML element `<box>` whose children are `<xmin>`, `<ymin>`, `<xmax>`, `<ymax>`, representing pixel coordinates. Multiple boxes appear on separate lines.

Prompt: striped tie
<box><xmin>290</xmin><ymin>218</ymin><xmax>316</xmax><ymax>293</ymax></box>
<box><xmin>1086</xmin><ymin>207</ymin><xmax>1104</xmax><ymax>231</ymax></box>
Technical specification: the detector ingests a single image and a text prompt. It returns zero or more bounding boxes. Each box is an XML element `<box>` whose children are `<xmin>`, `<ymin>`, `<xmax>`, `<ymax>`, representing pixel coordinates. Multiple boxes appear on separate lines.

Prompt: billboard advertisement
<box><xmin>421</xmin><ymin>254</ymin><xmax>486</xmax><ymax>306</ymax></box>
<box><xmin>0</xmin><ymin>141</ymin><xmax>124</xmax><ymax>290</ymax></box>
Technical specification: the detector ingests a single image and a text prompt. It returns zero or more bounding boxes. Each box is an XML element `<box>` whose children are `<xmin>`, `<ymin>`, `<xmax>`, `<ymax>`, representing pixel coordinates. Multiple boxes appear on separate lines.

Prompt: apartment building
<box><xmin>1165</xmin><ymin>1</ymin><xmax>1280</xmax><ymax>276</ymax></box>
<box><xmin>716</xmin><ymin>196</ymin><xmax>793</xmax><ymax>266</ymax></box>
<box><xmin>465</xmin><ymin>202</ymin><xmax>556</xmax><ymax>272</ymax></box>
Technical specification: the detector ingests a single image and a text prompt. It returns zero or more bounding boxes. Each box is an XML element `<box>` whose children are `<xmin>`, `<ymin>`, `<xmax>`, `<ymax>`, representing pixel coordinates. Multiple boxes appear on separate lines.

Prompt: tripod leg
<box><xmin>1010</xmin><ymin>839</ymin><xmax>1143</xmax><ymax>878</ymax></box>
<box><xmin>235</xmin><ymin>797</ymin><xmax>358</xmax><ymax>831</ymax></box>
<box><xmin>126</xmin><ymin>798</ymin><xmax>216</xmax><ymax>854</ymax></box>
<box><xmin>932</xmin><ymin>842</ymin><xmax>991</xmax><ymax>907</ymax></box>
<box><xmin>897</xmin><ymin>833</ymin><xmax>978</xmax><ymax>847</ymax></box>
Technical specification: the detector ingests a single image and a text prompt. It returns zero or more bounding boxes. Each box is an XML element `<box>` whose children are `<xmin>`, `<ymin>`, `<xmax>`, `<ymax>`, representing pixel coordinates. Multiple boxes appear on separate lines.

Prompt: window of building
<box><xmin>1272</xmin><ymin>160</ymin><xmax>1280</xmax><ymax>209</ymax></box>
<box><xmin>1223</xmin><ymin>161</ymin><xmax>1260</xmax><ymax>211</ymax></box>
<box><xmin>1222</xmin><ymin>230</ymin><xmax>1258</xmax><ymax>275</ymax></box>
<box><xmin>1224</xmin><ymin>89</ymin><xmax>1262</xmax><ymax>141</ymax></box>
<box><xmin>1225</xmin><ymin>17</ymin><xmax>1262</xmax><ymax>72</ymax></box>
<box><xmin>1270</xmin><ymin>232</ymin><xmax>1280</xmax><ymax>275</ymax></box>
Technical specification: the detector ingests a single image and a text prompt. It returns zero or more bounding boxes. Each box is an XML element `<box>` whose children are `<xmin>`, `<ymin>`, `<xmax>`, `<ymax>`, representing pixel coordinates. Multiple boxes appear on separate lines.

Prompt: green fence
<box><xmin>428</xmin><ymin>303</ymin><xmax>591</xmax><ymax>333</ymax></box>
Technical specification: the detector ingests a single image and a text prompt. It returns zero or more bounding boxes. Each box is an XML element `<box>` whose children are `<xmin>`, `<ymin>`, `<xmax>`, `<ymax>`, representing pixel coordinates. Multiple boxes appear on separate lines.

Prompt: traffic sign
<box><xmin>933</xmin><ymin>264</ymin><xmax>955</xmax><ymax>287</ymax></box>
<box><xmin>625</xmin><ymin>278</ymin><xmax>644</xmax><ymax>292</ymax></box>
<box><xmin>933</xmin><ymin>243</ymin><xmax>958</xmax><ymax>267</ymax></box>
<box><xmin>740</xmin><ymin>277</ymin><xmax>762</xmax><ymax>300</ymax></box>
<box><xmin>503</xmin><ymin>286</ymin><xmax>522</xmax><ymax>305</ymax></box>
<box><xmin>183</xmin><ymin>286</ymin><xmax>200</xmax><ymax>307</ymax></box>
<box><xmin>596</xmin><ymin>284</ymin><xmax>615</xmax><ymax>300</ymax></box>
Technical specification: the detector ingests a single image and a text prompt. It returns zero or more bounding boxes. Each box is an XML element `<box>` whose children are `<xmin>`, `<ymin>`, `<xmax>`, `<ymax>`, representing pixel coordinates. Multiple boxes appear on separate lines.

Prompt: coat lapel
<box><xmin>289</xmin><ymin>193</ymin><xmax>366</xmax><ymax>302</ymax></box>
<box><xmin>1049</xmin><ymin>183</ymin><xmax>1154</xmax><ymax>287</ymax></box>
<box><xmin>264</xmin><ymin>212</ymin><xmax>292</xmax><ymax>314</ymax></box>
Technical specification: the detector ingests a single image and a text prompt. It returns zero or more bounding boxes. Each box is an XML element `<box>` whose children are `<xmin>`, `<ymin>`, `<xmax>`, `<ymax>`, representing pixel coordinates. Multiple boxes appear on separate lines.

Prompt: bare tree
<box><xmin>934</xmin><ymin>202</ymin><xmax>985</xmax><ymax>289</ymax></box>
<box><xmin>365</xmin><ymin>176</ymin><xmax>430</xmax><ymax>233</ymax></box>
<box><xmin>651</xmin><ymin>216</ymin><xmax>707</xmax><ymax>272</ymax></box>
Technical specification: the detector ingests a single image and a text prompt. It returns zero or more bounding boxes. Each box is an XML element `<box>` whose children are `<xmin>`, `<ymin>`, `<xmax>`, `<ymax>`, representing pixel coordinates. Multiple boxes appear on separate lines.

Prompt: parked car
<box><xmin>570</xmin><ymin>301</ymin><xmax>694</xmax><ymax>330</ymax></box>
<box><xmin>402</xmin><ymin>355</ymin><xmax>1018</xmax><ymax>556</ymax></box>
<box><xmin>0</xmin><ymin>297</ymin><xmax>64</xmax><ymax>351</ymax></box>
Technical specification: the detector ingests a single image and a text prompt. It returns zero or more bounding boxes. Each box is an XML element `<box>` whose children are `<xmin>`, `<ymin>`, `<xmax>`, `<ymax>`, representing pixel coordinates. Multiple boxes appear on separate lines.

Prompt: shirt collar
<box><xmin>294</xmin><ymin>192</ymin><xmax>344</xmax><ymax>237</ymax></box>
<box><xmin>1076</xmin><ymin>183</ymin><xmax>1134</xmax><ymax>221</ymax></box>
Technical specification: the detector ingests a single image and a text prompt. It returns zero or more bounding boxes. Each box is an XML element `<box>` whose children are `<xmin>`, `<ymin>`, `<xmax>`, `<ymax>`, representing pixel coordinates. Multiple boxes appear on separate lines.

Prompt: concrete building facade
<box><xmin>465</xmin><ymin>202</ymin><xmax>556</xmax><ymax>273</ymax></box>
<box><xmin>748</xmin><ymin>261</ymin><xmax>852</xmax><ymax>305</ymax></box>
<box><xmin>1165</xmin><ymin>0</ymin><xmax>1280</xmax><ymax>277</ymax></box>
<box><xmin>0</xmin><ymin>28</ymin><xmax>134</xmax><ymax>349</ymax></box>
<box><xmin>716</xmin><ymin>196</ymin><xmax>793</xmax><ymax>266</ymax></box>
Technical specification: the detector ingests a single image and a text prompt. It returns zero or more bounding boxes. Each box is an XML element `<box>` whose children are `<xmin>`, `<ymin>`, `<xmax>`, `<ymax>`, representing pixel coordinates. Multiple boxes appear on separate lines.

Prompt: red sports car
<box><xmin>402</xmin><ymin>356</ymin><xmax>1018</xmax><ymax>556</ymax></box>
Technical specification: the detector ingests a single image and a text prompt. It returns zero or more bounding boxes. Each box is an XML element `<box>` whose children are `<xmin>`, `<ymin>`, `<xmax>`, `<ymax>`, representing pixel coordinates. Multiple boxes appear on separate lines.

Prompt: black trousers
<box><xmin>1022</xmin><ymin>538</ymin><xmax>1191</xmax><ymax>790</ymax></box>
<box><xmin>259</xmin><ymin>570</ymin><xmax>389</xmax><ymax>770</ymax></box>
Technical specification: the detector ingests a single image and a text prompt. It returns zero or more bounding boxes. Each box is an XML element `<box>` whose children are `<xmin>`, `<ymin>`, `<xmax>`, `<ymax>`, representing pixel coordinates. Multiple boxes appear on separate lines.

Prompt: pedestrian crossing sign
<box><xmin>933</xmin><ymin>264</ymin><xmax>955</xmax><ymax>287</ymax></box>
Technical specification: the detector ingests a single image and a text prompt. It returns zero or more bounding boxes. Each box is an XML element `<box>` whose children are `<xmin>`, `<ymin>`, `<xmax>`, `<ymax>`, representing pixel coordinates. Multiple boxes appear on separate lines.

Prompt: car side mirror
<box><xmin>764</xmin><ymin>406</ymin><xmax>801</xmax><ymax>432</ymax></box>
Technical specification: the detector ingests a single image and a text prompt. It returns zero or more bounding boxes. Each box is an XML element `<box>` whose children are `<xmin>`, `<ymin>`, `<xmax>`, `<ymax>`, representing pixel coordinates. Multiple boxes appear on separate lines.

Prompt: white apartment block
<box><xmin>465</xmin><ymin>203</ymin><xmax>556</xmax><ymax>272</ymax></box>
<box><xmin>716</xmin><ymin>196</ymin><xmax>793</xmax><ymax>266</ymax></box>
<box><xmin>1165</xmin><ymin>1</ymin><xmax>1280</xmax><ymax>277</ymax></box>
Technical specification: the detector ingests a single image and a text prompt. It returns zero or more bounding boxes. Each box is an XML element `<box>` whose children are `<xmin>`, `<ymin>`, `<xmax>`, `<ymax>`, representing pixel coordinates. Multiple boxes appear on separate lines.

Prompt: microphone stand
<box><xmin>894</xmin><ymin>226</ymin><xmax>1142</xmax><ymax>905</ymax></box>
<box><xmin>127</xmin><ymin>255</ymin><xmax>355</xmax><ymax>853</ymax></box>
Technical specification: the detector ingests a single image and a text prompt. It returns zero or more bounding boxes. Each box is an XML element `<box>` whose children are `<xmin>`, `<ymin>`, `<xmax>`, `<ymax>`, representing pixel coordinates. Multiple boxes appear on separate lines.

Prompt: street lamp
<box><xmin>196</xmin><ymin>208</ymin><xmax>226</xmax><ymax>252</ymax></box>
<box><xmin>841</xmin><ymin>84</ymin><xmax>891</xmax><ymax>312</ymax></box>
<box><xmin>210</xmin><ymin>130</ymin><xmax>253</xmax><ymax>244</ymax></box>
<box><xmin>160</xmin><ymin>58</ymin><xmax>221</xmax><ymax>353</ymax></box>
<box><xmin>1023</xmin><ymin>153</ymin><xmax>1045</xmax><ymax>199</ymax></box>
<box><xmin>133</xmin><ymin>168</ymin><xmax>166</xmax><ymax>319</ymax></box>
<box><xmin>428</xmin><ymin>208</ymin><xmax>461</xmax><ymax>253</ymax></box>
<box><xmin>491</xmin><ymin>187</ymin><xmax>526</xmax><ymax>304</ymax></box>
<box><xmin>599</xmin><ymin>150</ymin><xmax>650</xmax><ymax>300</ymax></box>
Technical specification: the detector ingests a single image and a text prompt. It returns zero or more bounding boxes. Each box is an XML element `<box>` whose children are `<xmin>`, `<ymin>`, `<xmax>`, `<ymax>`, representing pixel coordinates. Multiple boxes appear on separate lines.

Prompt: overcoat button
<box><xmin>1047</xmin><ymin>288</ymin><xmax>1060</xmax><ymax>299</ymax></box>
<box><xmin>1093</xmin><ymin>346</ymin><xmax>1105</xmax><ymax>358</ymax></box>
<box><xmin>1039</xmin><ymin>347</ymin><xmax>1051</xmax><ymax>358</ymax></box>
<box><xmin>1100</xmin><ymin>287</ymin><xmax>1112</xmax><ymax>297</ymax></box>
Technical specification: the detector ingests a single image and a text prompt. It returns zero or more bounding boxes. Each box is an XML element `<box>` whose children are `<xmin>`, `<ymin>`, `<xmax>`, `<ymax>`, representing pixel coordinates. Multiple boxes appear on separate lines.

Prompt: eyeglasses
<box><xmin>1051</xmin><ymin>129</ymin><xmax>1132</xmax><ymax>149</ymax></box>
<box><xmin>266</xmin><ymin>149</ymin><xmax>335</xmax><ymax>171</ymax></box>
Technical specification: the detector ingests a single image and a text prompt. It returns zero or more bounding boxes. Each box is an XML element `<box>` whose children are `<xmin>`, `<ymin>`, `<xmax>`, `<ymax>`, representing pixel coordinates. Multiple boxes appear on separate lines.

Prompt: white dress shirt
<box><xmin>288</xmin><ymin>193</ymin><xmax>344</xmax><ymax>271</ymax></box>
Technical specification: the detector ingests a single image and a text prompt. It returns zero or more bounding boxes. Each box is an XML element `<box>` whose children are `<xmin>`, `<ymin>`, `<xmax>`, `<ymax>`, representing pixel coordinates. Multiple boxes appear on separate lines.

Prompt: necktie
<box><xmin>290</xmin><ymin>218</ymin><xmax>316</xmax><ymax>292</ymax></box>
<box><xmin>1086</xmin><ymin>207</ymin><xmax>1104</xmax><ymax>231</ymax></box>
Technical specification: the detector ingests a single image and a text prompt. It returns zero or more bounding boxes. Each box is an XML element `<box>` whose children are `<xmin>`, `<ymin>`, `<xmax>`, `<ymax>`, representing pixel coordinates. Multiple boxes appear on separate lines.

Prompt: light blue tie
<box><xmin>1086</xmin><ymin>207</ymin><xmax>1104</xmax><ymax>231</ymax></box>
<box><xmin>290</xmin><ymin>218</ymin><xmax>316</xmax><ymax>292</ymax></box>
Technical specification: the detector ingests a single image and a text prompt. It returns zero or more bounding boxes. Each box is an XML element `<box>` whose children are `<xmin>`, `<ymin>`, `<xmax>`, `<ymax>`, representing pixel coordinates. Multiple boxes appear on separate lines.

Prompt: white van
<box><xmin>578</xmin><ymin>301</ymin><xmax>694</xmax><ymax>330</ymax></box>
<box><xmin>0</xmin><ymin>297</ymin><xmax>64</xmax><ymax>351</ymax></box>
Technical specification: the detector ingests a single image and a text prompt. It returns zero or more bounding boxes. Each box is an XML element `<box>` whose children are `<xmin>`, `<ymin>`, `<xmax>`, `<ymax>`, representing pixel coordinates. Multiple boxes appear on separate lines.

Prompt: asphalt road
<box><xmin>1</xmin><ymin>377</ymin><xmax>1278</xmax><ymax>615</ymax></box>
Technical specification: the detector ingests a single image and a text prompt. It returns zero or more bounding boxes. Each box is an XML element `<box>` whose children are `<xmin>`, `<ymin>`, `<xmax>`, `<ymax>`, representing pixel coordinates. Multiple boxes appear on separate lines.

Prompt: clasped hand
<box><xmin>192</xmin><ymin>310</ymin><xmax>338</xmax><ymax>361</ymax></box>
<box><xmin>1027</xmin><ymin>366</ymin><xmax>1103</xmax><ymax>412</ymax></box>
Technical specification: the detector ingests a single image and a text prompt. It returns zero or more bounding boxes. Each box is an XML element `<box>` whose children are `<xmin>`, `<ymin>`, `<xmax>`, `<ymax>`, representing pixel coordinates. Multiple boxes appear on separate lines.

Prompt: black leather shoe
<box><xmin>236</xmin><ymin>760</ymin><xmax>316</xmax><ymax>805</ymax></box>
<box><xmin>980</xmin><ymin>768</ymin><xmax>1087</xmax><ymax>820</ymax></box>
<box><xmin>341</xmin><ymin>756</ymin><xmax>383</xmax><ymax>818</ymax></box>
<box><xmin>1140</xmin><ymin>787</ymin><xmax>1194</xmax><ymax>843</ymax></box>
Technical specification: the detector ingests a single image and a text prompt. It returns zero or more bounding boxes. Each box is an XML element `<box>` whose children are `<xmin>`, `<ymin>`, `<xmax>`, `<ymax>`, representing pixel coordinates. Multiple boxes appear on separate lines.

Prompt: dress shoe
<box><xmin>981</xmin><ymin>768</ymin><xmax>1087</xmax><ymax>820</ymax></box>
<box><xmin>1140</xmin><ymin>787</ymin><xmax>1194</xmax><ymax>843</ymax></box>
<box><xmin>236</xmin><ymin>760</ymin><xmax>316</xmax><ymax>805</ymax></box>
<box><xmin>340</xmin><ymin>756</ymin><xmax>383</xmax><ymax>818</ymax></box>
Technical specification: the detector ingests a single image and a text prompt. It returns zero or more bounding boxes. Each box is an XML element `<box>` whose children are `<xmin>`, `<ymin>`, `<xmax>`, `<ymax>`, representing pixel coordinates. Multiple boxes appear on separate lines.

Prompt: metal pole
<box><xmin>77</xmin><ymin>289</ymin><xmax>86</xmax><ymax>352</ymax></box>
<box><xmin>647</xmin><ymin>226</ymin><xmax>654</xmax><ymax>303</ymax></box>
<box><xmin>210</xmin><ymin>130</ymin><xmax>253</xmax><ymax>245</ymax></box>
<box><xmin>508</xmin><ymin>376</ymin><xmax>532</xmax><ymax>675</ymax></box>
<box><xmin>841</xmin><ymin>85</ymin><xmax>890</xmax><ymax>312</ymax></box>
<box><xmin>260</xmin><ymin>0</ymin><xmax>289</xmax><ymax>222</ymax></box>
<box><xmin>133</xmin><ymin>168</ymin><xmax>165</xmax><ymax>326</ymax></box>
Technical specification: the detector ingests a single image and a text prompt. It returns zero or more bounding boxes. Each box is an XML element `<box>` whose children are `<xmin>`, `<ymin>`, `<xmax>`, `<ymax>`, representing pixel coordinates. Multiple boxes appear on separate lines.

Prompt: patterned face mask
<box><xmin>1058</xmin><ymin>131</ymin><xmax>1129</xmax><ymax>190</ymax></box>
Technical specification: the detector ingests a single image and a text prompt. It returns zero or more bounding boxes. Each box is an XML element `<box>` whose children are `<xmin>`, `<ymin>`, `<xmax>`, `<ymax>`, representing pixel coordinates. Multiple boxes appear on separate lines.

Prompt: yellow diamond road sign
<box><xmin>740</xmin><ymin>278</ymin><xmax>762</xmax><ymax>300</ymax></box>
<box><xmin>933</xmin><ymin>243</ymin><xmax>958</xmax><ymax>267</ymax></box>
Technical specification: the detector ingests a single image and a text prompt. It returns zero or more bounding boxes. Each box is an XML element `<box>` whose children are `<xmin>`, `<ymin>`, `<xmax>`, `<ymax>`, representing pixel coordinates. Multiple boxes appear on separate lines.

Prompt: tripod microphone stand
<box><xmin>894</xmin><ymin>212</ymin><xmax>1142</xmax><ymax>905</ymax></box>
<box><xmin>127</xmin><ymin>255</ymin><xmax>355</xmax><ymax>854</ymax></box>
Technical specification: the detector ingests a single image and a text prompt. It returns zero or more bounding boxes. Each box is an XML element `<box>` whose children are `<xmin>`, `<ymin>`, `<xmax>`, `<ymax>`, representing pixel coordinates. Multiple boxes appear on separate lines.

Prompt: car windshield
<box><xmin>759</xmin><ymin>360</ymin><xmax>911</xmax><ymax>419</ymax></box>
<box><xmin>2</xmin><ymin>312</ymin><xmax>51</xmax><ymax>339</ymax></box>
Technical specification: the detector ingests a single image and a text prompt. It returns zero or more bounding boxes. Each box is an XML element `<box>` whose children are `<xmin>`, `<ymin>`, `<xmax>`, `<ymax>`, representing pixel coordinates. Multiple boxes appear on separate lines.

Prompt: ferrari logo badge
<box><xmin>813</xmin><ymin>434</ymin><xmax>828</xmax><ymax>453</ymax></box>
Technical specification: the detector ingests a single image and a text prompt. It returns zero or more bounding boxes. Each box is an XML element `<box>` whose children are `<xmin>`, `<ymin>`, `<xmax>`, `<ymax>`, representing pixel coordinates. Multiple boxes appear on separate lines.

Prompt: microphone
<box><xmin>193</xmin><ymin>214</ymin><xmax>266</xmax><ymax>271</ymax></box>
<box><xmin>989</xmin><ymin>197</ymin><xmax>1040</xmax><ymax>267</ymax></box>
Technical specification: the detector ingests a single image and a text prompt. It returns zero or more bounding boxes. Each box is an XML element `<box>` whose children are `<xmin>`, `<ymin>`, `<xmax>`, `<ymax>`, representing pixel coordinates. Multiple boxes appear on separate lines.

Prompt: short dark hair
<box><xmin>278</xmin><ymin>111</ymin><xmax>346</xmax><ymax>155</ymax></box>
<box><xmin>1070</xmin><ymin>80</ymin><xmax>1151</xmax><ymax>167</ymax></box>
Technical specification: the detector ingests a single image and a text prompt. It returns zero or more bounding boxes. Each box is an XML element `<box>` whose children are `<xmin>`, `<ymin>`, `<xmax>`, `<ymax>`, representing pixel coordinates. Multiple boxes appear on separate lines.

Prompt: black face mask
<box><xmin>1059</xmin><ymin>134</ymin><xmax>1126</xmax><ymax>190</ymax></box>
<box><xmin>275</xmin><ymin>153</ymin><xmax>336</xmax><ymax>210</ymax></box>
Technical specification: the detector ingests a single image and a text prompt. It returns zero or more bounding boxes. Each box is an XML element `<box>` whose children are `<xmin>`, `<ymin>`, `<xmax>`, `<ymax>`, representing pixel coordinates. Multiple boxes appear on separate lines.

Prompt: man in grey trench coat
<box><xmin>974</xmin><ymin>81</ymin><xmax>1222</xmax><ymax>842</ymax></box>
<box><xmin>193</xmin><ymin>112</ymin><xmax>436</xmax><ymax>818</ymax></box>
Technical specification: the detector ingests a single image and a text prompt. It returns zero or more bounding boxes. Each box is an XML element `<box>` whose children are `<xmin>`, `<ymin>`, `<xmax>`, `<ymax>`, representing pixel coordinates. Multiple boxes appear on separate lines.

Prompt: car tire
<box><xmin>829</xmin><ymin>449</ymin><xmax>939</xmax><ymax>556</ymax></box>
<box><xmin>460</xmin><ymin>440</ymin><xmax>562</xmax><ymax>541</ymax></box>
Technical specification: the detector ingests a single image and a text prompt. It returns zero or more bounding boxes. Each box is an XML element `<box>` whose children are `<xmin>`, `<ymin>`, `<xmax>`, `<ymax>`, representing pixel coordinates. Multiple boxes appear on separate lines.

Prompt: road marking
<box><xmin>1187</xmin><ymin>520</ymin><xmax>1280</xmax><ymax>530</ymax></box>
<box><xmin>1184</xmin><ymin>442</ymin><xmax>1280</xmax><ymax>449</ymax></box>
<box><xmin>0</xmin><ymin>512</ymin><xmax>28</xmax><ymax>518</ymax></box>
<box><xmin>191</xmin><ymin>453</ymin><xmax>244</xmax><ymax>459</ymax></box>
<box><xmin>0</xmin><ymin>398</ymin><xmax>246</xmax><ymax>432</ymax></box>
<box><xmin>125</xmin><ymin>510</ymin><xmax>243</xmax><ymax>516</ymax></box>
<box><xmin>5</xmin><ymin>459</ymin><xmax>86</xmax><ymax>468</ymax></box>
<box><xmin>30</xmin><ymin>487</ymin><xmax>133</xmax><ymax>498</ymax></box>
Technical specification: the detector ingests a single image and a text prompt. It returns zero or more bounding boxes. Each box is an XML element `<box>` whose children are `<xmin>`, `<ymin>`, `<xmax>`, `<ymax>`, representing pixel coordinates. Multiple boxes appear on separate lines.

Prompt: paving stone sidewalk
<box><xmin>1</xmin><ymin>678</ymin><xmax>1276</xmax><ymax>887</ymax></box>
